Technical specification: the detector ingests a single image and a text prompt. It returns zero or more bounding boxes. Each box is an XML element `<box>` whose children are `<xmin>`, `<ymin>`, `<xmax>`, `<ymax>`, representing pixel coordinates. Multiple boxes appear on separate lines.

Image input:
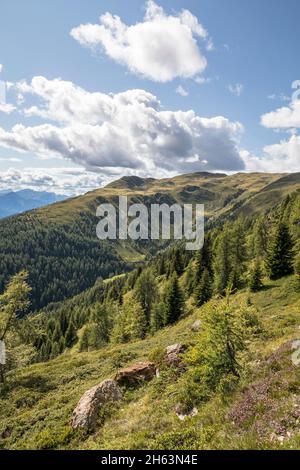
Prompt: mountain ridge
<box><xmin>0</xmin><ymin>189</ymin><xmax>67</xmax><ymax>219</ymax></box>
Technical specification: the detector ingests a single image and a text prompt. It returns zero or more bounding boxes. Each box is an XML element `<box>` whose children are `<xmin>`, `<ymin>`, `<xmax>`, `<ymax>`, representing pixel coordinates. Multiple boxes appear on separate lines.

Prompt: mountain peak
<box><xmin>106</xmin><ymin>175</ymin><xmax>156</xmax><ymax>190</ymax></box>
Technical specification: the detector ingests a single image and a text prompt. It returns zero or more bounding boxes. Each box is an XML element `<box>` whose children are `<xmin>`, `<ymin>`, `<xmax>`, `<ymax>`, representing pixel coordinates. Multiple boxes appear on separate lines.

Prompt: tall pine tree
<box><xmin>164</xmin><ymin>274</ymin><xmax>184</xmax><ymax>324</ymax></box>
<box><xmin>195</xmin><ymin>268</ymin><xmax>213</xmax><ymax>307</ymax></box>
<box><xmin>266</xmin><ymin>222</ymin><xmax>294</xmax><ymax>280</ymax></box>
<box><xmin>194</xmin><ymin>233</ymin><xmax>213</xmax><ymax>286</ymax></box>
<box><xmin>135</xmin><ymin>269</ymin><xmax>158</xmax><ymax>325</ymax></box>
<box><xmin>214</xmin><ymin>227</ymin><xmax>232</xmax><ymax>295</ymax></box>
<box><xmin>249</xmin><ymin>262</ymin><xmax>264</xmax><ymax>292</ymax></box>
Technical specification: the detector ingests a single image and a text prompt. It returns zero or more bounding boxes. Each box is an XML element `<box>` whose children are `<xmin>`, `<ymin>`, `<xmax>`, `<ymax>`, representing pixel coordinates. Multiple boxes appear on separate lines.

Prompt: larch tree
<box><xmin>0</xmin><ymin>271</ymin><xmax>31</xmax><ymax>384</ymax></box>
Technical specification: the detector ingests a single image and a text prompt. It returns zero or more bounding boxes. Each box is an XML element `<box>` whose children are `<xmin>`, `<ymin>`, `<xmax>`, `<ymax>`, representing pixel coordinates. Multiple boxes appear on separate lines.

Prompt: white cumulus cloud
<box><xmin>176</xmin><ymin>85</ymin><xmax>189</xmax><ymax>97</ymax></box>
<box><xmin>0</xmin><ymin>76</ymin><xmax>245</xmax><ymax>176</ymax></box>
<box><xmin>255</xmin><ymin>83</ymin><xmax>300</xmax><ymax>171</ymax></box>
<box><xmin>70</xmin><ymin>1</ymin><xmax>211</xmax><ymax>82</ymax></box>
<box><xmin>244</xmin><ymin>135</ymin><xmax>300</xmax><ymax>173</ymax></box>
<box><xmin>0</xmin><ymin>167</ymin><xmax>110</xmax><ymax>195</ymax></box>
<box><xmin>0</xmin><ymin>103</ymin><xmax>16</xmax><ymax>114</ymax></box>
<box><xmin>261</xmin><ymin>99</ymin><xmax>300</xmax><ymax>129</ymax></box>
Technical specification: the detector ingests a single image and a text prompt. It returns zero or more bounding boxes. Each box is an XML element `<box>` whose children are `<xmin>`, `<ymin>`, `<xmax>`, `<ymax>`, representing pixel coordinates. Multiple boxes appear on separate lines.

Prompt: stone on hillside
<box><xmin>1</xmin><ymin>426</ymin><xmax>12</xmax><ymax>439</ymax></box>
<box><xmin>190</xmin><ymin>320</ymin><xmax>201</xmax><ymax>332</ymax></box>
<box><xmin>71</xmin><ymin>379</ymin><xmax>122</xmax><ymax>430</ymax></box>
<box><xmin>164</xmin><ymin>343</ymin><xmax>186</xmax><ymax>368</ymax></box>
<box><xmin>114</xmin><ymin>362</ymin><xmax>156</xmax><ymax>386</ymax></box>
<box><xmin>267</xmin><ymin>339</ymin><xmax>300</xmax><ymax>367</ymax></box>
<box><xmin>175</xmin><ymin>403</ymin><xmax>198</xmax><ymax>421</ymax></box>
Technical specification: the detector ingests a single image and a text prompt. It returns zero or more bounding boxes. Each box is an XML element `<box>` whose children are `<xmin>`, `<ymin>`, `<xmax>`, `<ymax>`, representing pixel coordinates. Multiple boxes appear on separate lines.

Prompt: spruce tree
<box><xmin>150</xmin><ymin>301</ymin><xmax>166</xmax><ymax>334</ymax></box>
<box><xmin>194</xmin><ymin>234</ymin><xmax>213</xmax><ymax>287</ymax></box>
<box><xmin>39</xmin><ymin>343</ymin><xmax>47</xmax><ymax>362</ymax></box>
<box><xmin>184</xmin><ymin>263</ymin><xmax>195</xmax><ymax>297</ymax></box>
<box><xmin>168</xmin><ymin>248</ymin><xmax>184</xmax><ymax>277</ymax></box>
<box><xmin>265</xmin><ymin>222</ymin><xmax>294</xmax><ymax>280</ymax></box>
<box><xmin>52</xmin><ymin>322</ymin><xmax>62</xmax><ymax>343</ymax></box>
<box><xmin>249</xmin><ymin>262</ymin><xmax>264</xmax><ymax>292</ymax></box>
<box><xmin>214</xmin><ymin>227</ymin><xmax>232</xmax><ymax>295</ymax></box>
<box><xmin>195</xmin><ymin>268</ymin><xmax>213</xmax><ymax>307</ymax></box>
<box><xmin>58</xmin><ymin>337</ymin><xmax>66</xmax><ymax>353</ymax></box>
<box><xmin>294</xmin><ymin>254</ymin><xmax>300</xmax><ymax>290</ymax></box>
<box><xmin>65</xmin><ymin>321</ymin><xmax>77</xmax><ymax>347</ymax></box>
<box><xmin>164</xmin><ymin>274</ymin><xmax>184</xmax><ymax>324</ymax></box>
<box><xmin>251</xmin><ymin>216</ymin><xmax>267</xmax><ymax>258</ymax></box>
<box><xmin>135</xmin><ymin>269</ymin><xmax>158</xmax><ymax>325</ymax></box>
<box><xmin>157</xmin><ymin>256</ymin><xmax>166</xmax><ymax>276</ymax></box>
<box><xmin>228</xmin><ymin>266</ymin><xmax>241</xmax><ymax>292</ymax></box>
<box><xmin>44</xmin><ymin>340</ymin><xmax>52</xmax><ymax>360</ymax></box>
<box><xmin>50</xmin><ymin>342</ymin><xmax>60</xmax><ymax>359</ymax></box>
<box><xmin>79</xmin><ymin>327</ymin><xmax>90</xmax><ymax>352</ymax></box>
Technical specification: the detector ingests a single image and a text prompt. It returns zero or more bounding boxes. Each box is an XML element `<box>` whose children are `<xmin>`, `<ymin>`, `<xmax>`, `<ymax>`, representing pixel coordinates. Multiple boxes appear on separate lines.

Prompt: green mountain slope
<box><xmin>2</xmin><ymin>174</ymin><xmax>300</xmax><ymax>450</ymax></box>
<box><xmin>0</xmin><ymin>171</ymin><xmax>291</xmax><ymax>310</ymax></box>
<box><xmin>1</xmin><ymin>275</ymin><xmax>300</xmax><ymax>450</ymax></box>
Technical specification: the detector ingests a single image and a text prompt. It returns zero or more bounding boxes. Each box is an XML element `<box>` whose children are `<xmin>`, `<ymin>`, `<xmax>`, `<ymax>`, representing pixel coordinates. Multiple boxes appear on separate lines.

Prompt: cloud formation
<box><xmin>0</xmin><ymin>76</ymin><xmax>245</xmax><ymax>177</ymax></box>
<box><xmin>255</xmin><ymin>83</ymin><xmax>300</xmax><ymax>172</ymax></box>
<box><xmin>0</xmin><ymin>103</ymin><xmax>16</xmax><ymax>114</ymax></box>
<box><xmin>70</xmin><ymin>1</ymin><xmax>211</xmax><ymax>82</ymax></box>
<box><xmin>176</xmin><ymin>85</ymin><xmax>189</xmax><ymax>97</ymax></box>
<box><xmin>261</xmin><ymin>99</ymin><xmax>300</xmax><ymax>129</ymax></box>
<box><xmin>0</xmin><ymin>167</ymin><xmax>110</xmax><ymax>195</ymax></box>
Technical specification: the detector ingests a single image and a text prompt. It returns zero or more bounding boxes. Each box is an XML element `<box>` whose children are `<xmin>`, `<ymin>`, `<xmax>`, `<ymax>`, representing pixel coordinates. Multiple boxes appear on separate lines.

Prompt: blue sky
<box><xmin>0</xmin><ymin>0</ymin><xmax>300</xmax><ymax>194</ymax></box>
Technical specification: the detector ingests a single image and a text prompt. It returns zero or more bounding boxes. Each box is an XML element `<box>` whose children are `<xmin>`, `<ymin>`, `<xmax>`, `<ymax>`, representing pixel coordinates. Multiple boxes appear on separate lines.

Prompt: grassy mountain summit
<box><xmin>33</xmin><ymin>171</ymin><xmax>287</xmax><ymax>222</ymax></box>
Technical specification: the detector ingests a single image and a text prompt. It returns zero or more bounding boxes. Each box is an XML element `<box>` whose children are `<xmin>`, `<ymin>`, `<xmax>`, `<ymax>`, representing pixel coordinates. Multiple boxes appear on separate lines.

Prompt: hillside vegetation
<box><xmin>0</xmin><ymin>172</ymin><xmax>293</xmax><ymax>310</ymax></box>
<box><xmin>2</xmin><ymin>171</ymin><xmax>300</xmax><ymax>450</ymax></box>
<box><xmin>1</xmin><ymin>275</ymin><xmax>300</xmax><ymax>450</ymax></box>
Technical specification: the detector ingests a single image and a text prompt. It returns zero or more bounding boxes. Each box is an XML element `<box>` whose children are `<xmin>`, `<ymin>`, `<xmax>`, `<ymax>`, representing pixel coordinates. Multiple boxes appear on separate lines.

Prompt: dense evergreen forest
<box><xmin>0</xmin><ymin>211</ymin><xmax>132</xmax><ymax>311</ymax></box>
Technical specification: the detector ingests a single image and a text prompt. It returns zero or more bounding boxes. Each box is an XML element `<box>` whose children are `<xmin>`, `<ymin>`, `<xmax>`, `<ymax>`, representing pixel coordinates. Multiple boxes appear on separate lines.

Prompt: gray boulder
<box><xmin>71</xmin><ymin>379</ymin><xmax>122</xmax><ymax>430</ymax></box>
<box><xmin>164</xmin><ymin>343</ymin><xmax>186</xmax><ymax>368</ymax></box>
<box><xmin>190</xmin><ymin>319</ymin><xmax>201</xmax><ymax>332</ymax></box>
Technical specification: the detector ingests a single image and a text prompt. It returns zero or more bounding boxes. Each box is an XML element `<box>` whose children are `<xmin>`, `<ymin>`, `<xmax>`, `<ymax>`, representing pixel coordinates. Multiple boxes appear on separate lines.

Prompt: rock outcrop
<box><xmin>164</xmin><ymin>343</ymin><xmax>186</xmax><ymax>368</ymax></box>
<box><xmin>71</xmin><ymin>379</ymin><xmax>122</xmax><ymax>430</ymax></box>
<box><xmin>114</xmin><ymin>361</ymin><xmax>156</xmax><ymax>386</ymax></box>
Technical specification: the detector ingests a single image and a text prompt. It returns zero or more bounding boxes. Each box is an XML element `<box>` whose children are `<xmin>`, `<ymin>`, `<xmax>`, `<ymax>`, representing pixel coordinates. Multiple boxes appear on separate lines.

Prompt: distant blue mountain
<box><xmin>0</xmin><ymin>189</ymin><xmax>67</xmax><ymax>218</ymax></box>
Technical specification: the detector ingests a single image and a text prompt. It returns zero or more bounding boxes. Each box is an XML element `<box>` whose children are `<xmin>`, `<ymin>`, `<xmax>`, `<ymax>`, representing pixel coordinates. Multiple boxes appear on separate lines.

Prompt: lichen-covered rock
<box><xmin>190</xmin><ymin>320</ymin><xmax>201</xmax><ymax>332</ymax></box>
<box><xmin>164</xmin><ymin>343</ymin><xmax>186</xmax><ymax>368</ymax></box>
<box><xmin>266</xmin><ymin>339</ymin><xmax>300</xmax><ymax>367</ymax></box>
<box><xmin>114</xmin><ymin>362</ymin><xmax>156</xmax><ymax>386</ymax></box>
<box><xmin>71</xmin><ymin>379</ymin><xmax>122</xmax><ymax>430</ymax></box>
